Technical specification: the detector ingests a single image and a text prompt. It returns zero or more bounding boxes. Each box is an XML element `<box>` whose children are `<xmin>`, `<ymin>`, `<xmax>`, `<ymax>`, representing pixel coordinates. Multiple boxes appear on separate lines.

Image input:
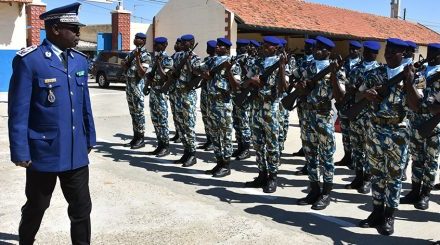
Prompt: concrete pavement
<box><xmin>1</xmin><ymin>80</ymin><xmax>439</xmax><ymax>244</ymax></box>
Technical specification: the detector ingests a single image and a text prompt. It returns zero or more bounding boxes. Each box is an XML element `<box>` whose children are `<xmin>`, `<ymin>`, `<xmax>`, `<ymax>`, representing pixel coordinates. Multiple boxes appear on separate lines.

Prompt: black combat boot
<box><xmin>312</xmin><ymin>182</ymin><xmax>332</xmax><ymax>210</ymax></box>
<box><xmin>182</xmin><ymin>151</ymin><xmax>197</xmax><ymax>167</ymax></box>
<box><xmin>213</xmin><ymin>158</ymin><xmax>231</xmax><ymax>178</ymax></box>
<box><xmin>156</xmin><ymin>143</ymin><xmax>170</xmax><ymax>157</ymax></box>
<box><xmin>434</xmin><ymin>183</ymin><xmax>440</xmax><ymax>190</ymax></box>
<box><xmin>400</xmin><ymin>182</ymin><xmax>421</xmax><ymax>204</ymax></box>
<box><xmin>171</xmin><ymin>131</ymin><xmax>179</xmax><ymax>141</ymax></box>
<box><xmin>345</xmin><ymin>170</ymin><xmax>363</xmax><ymax>190</ymax></box>
<box><xmin>232</xmin><ymin>143</ymin><xmax>243</xmax><ymax>158</ymax></box>
<box><xmin>173</xmin><ymin>131</ymin><xmax>181</xmax><ymax>143</ymax></box>
<box><xmin>131</xmin><ymin>132</ymin><xmax>145</xmax><ymax>149</ymax></box>
<box><xmin>244</xmin><ymin>170</ymin><xmax>268</xmax><ymax>188</ymax></box>
<box><xmin>358</xmin><ymin>173</ymin><xmax>372</xmax><ymax>194</ymax></box>
<box><xmin>359</xmin><ymin>203</ymin><xmax>384</xmax><ymax>228</ymax></box>
<box><xmin>197</xmin><ymin>137</ymin><xmax>212</xmax><ymax>150</ymax></box>
<box><xmin>335</xmin><ymin>154</ymin><xmax>352</xmax><ymax>168</ymax></box>
<box><xmin>205</xmin><ymin>158</ymin><xmax>223</xmax><ymax>175</ymax></box>
<box><xmin>292</xmin><ymin>147</ymin><xmax>305</xmax><ymax>157</ymax></box>
<box><xmin>236</xmin><ymin>143</ymin><xmax>251</xmax><ymax>160</ymax></box>
<box><xmin>263</xmin><ymin>172</ymin><xmax>277</xmax><ymax>193</ymax></box>
<box><xmin>123</xmin><ymin>132</ymin><xmax>136</xmax><ymax>147</ymax></box>
<box><xmin>148</xmin><ymin>142</ymin><xmax>164</xmax><ymax>155</ymax></box>
<box><xmin>297</xmin><ymin>182</ymin><xmax>321</xmax><ymax>205</ymax></box>
<box><xmin>174</xmin><ymin>150</ymin><xmax>189</xmax><ymax>164</ymax></box>
<box><xmin>414</xmin><ymin>186</ymin><xmax>431</xmax><ymax>210</ymax></box>
<box><xmin>377</xmin><ymin>207</ymin><xmax>395</xmax><ymax>236</ymax></box>
<box><xmin>293</xmin><ymin>164</ymin><xmax>308</xmax><ymax>175</ymax></box>
<box><xmin>204</xmin><ymin>141</ymin><xmax>214</xmax><ymax>151</ymax></box>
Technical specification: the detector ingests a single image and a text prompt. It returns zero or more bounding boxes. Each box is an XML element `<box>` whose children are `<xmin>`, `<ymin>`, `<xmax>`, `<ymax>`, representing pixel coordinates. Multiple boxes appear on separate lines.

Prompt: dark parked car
<box><xmin>92</xmin><ymin>50</ymin><xmax>129</xmax><ymax>88</ymax></box>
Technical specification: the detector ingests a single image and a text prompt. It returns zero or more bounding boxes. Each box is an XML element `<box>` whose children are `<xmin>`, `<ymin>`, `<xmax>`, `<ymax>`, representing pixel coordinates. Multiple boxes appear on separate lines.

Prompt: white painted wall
<box><xmin>154</xmin><ymin>0</ymin><xmax>229</xmax><ymax>57</ymax></box>
<box><xmin>0</xmin><ymin>2</ymin><xmax>27</xmax><ymax>50</ymax></box>
<box><xmin>130</xmin><ymin>22</ymin><xmax>150</xmax><ymax>50</ymax></box>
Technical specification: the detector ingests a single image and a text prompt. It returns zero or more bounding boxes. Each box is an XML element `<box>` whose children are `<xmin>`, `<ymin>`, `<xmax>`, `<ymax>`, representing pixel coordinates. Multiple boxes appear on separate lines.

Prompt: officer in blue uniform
<box><xmin>8</xmin><ymin>3</ymin><xmax>96</xmax><ymax>244</ymax></box>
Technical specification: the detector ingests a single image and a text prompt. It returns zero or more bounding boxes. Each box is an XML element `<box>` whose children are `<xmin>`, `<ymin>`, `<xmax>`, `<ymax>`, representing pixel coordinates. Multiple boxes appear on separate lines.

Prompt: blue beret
<box><xmin>363</xmin><ymin>41</ymin><xmax>381</xmax><ymax>54</ymax></box>
<box><xmin>40</xmin><ymin>2</ymin><xmax>84</xmax><ymax>26</ymax></box>
<box><xmin>316</xmin><ymin>36</ymin><xmax>335</xmax><ymax>49</ymax></box>
<box><xmin>135</xmin><ymin>32</ymin><xmax>147</xmax><ymax>40</ymax></box>
<box><xmin>217</xmin><ymin>37</ymin><xmax>232</xmax><ymax>47</ymax></box>
<box><xmin>349</xmin><ymin>40</ymin><xmax>362</xmax><ymax>49</ymax></box>
<box><xmin>236</xmin><ymin>39</ymin><xmax>250</xmax><ymax>45</ymax></box>
<box><xmin>279</xmin><ymin>39</ymin><xmax>287</xmax><ymax>47</ymax></box>
<box><xmin>428</xmin><ymin>43</ymin><xmax>440</xmax><ymax>50</ymax></box>
<box><xmin>263</xmin><ymin>36</ymin><xmax>279</xmax><ymax>46</ymax></box>
<box><xmin>176</xmin><ymin>38</ymin><xmax>182</xmax><ymax>42</ymax></box>
<box><xmin>154</xmin><ymin>37</ymin><xmax>167</xmax><ymax>44</ymax></box>
<box><xmin>405</xmin><ymin>41</ymin><xmax>417</xmax><ymax>50</ymax></box>
<box><xmin>387</xmin><ymin>38</ymin><xmax>408</xmax><ymax>49</ymax></box>
<box><xmin>207</xmin><ymin>40</ymin><xmax>217</xmax><ymax>49</ymax></box>
<box><xmin>250</xmin><ymin>40</ymin><xmax>261</xmax><ymax>47</ymax></box>
<box><xmin>181</xmin><ymin>34</ymin><xmax>194</xmax><ymax>41</ymax></box>
<box><xmin>304</xmin><ymin>39</ymin><xmax>316</xmax><ymax>46</ymax></box>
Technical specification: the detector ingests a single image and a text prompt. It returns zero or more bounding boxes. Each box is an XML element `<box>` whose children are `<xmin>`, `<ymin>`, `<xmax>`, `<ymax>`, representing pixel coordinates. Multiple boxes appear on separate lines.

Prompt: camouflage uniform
<box><xmin>296</xmin><ymin>55</ymin><xmax>314</xmax><ymax>150</ymax></box>
<box><xmin>408</xmin><ymin>67</ymin><xmax>440</xmax><ymax>189</ymax></box>
<box><xmin>201</xmin><ymin>55</ymin><xmax>240</xmax><ymax>160</ymax></box>
<box><xmin>169</xmin><ymin>52</ymin><xmax>180</xmax><ymax>137</ymax></box>
<box><xmin>232</xmin><ymin>53</ymin><xmax>252</xmax><ymax>149</ymax></box>
<box><xmin>247</xmin><ymin>55</ymin><xmax>289</xmax><ymax>174</ymax></box>
<box><xmin>200</xmin><ymin>56</ymin><xmax>216</xmax><ymax>145</ymax></box>
<box><xmin>361</xmin><ymin>65</ymin><xmax>409</xmax><ymax>208</ymax></box>
<box><xmin>148</xmin><ymin>51</ymin><xmax>173</xmax><ymax>145</ymax></box>
<box><xmin>302</xmin><ymin>61</ymin><xmax>347</xmax><ymax>183</ymax></box>
<box><xmin>125</xmin><ymin>48</ymin><xmax>152</xmax><ymax>135</ymax></box>
<box><xmin>173</xmin><ymin>51</ymin><xmax>201</xmax><ymax>153</ymax></box>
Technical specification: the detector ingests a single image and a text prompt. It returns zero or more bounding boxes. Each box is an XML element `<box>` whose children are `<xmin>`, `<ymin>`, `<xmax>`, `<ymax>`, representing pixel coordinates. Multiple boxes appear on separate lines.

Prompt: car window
<box><xmin>98</xmin><ymin>52</ymin><xmax>110</xmax><ymax>62</ymax></box>
<box><xmin>108</xmin><ymin>53</ymin><xmax>118</xmax><ymax>64</ymax></box>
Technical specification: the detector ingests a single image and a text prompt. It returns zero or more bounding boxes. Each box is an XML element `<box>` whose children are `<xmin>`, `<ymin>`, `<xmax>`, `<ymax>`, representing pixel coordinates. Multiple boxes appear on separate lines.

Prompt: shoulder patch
<box><xmin>16</xmin><ymin>45</ymin><xmax>38</xmax><ymax>57</ymax></box>
<box><xmin>71</xmin><ymin>49</ymin><xmax>87</xmax><ymax>58</ymax></box>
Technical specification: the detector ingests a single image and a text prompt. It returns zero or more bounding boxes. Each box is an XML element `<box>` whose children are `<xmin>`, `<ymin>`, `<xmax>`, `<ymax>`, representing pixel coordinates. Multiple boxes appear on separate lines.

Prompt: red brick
<box><xmin>26</xmin><ymin>4</ymin><xmax>46</xmax><ymax>46</ymax></box>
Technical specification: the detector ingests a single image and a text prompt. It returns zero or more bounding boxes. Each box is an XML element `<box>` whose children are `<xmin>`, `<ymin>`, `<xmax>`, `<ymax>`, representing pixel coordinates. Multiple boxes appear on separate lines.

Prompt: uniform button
<box><xmin>48</xmin><ymin>84</ymin><xmax>53</xmax><ymax>88</ymax></box>
<box><xmin>70</xmin><ymin>91</ymin><xmax>74</xmax><ymax>96</ymax></box>
<box><xmin>42</xmin><ymin>135</ymin><xmax>46</xmax><ymax>139</ymax></box>
<box><xmin>68</xmin><ymin>75</ymin><xmax>71</xmax><ymax>78</ymax></box>
<box><xmin>73</xmin><ymin>126</ymin><xmax>75</xmax><ymax>130</ymax></box>
<box><xmin>72</xmin><ymin>109</ymin><xmax>75</xmax><ymax>113</ymax></box>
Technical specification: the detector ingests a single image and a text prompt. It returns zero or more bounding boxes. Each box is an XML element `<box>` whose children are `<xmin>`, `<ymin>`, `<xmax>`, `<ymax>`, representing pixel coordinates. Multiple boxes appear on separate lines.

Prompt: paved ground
<box><xmin>1</xmin><ymin>80</ymin><xmax>440</xmax><ymax>245</ymax></box>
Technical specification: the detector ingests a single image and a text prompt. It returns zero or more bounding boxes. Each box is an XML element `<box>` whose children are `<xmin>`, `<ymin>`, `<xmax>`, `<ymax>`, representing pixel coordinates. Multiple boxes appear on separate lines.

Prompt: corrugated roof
<box><xmin>219</xmin><ymin>0</ymin><xmax>440</xmax><ymax>45</ymax></box>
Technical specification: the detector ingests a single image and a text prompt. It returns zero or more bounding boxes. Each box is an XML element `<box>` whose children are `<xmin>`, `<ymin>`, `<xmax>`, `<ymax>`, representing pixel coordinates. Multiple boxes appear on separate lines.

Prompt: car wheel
<box><xmin>97</xmin><ymin>73</ymin><xmax>110</xmax><ymax>88</ymax></box>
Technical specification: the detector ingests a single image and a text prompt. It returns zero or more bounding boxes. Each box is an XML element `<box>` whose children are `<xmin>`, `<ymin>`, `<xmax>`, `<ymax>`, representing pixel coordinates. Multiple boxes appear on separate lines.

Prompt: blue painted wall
<box><xmin>0</xmin><ymin>50</ymin><xmax>18</xmax><ymax>92</ymax></box>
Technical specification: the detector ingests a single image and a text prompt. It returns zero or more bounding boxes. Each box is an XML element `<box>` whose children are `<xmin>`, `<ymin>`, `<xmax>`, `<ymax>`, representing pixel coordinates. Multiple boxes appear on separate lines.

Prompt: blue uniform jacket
<box><xmin>8</xmin><ymin>39</ymin><xmax>96</xmax><ymax>172</ymax></box>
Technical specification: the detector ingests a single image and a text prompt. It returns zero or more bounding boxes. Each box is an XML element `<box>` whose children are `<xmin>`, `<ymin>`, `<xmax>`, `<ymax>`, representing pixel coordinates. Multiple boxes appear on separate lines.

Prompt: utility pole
<box><xmin>390</xmin><ymin>0</ymin><xmax>401</xmax><ymax>19</ymax></box>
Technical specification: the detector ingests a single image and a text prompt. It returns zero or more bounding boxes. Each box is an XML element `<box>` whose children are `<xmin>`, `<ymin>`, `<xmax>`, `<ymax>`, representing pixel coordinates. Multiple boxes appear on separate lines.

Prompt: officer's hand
<box><xmin>364</xmin><ymin>88</ymin><xmax>382</xmax><ymax>103</ymax></box>
<box><xmin>14</xmin><ymin>160</ymin><xmax>31</xmax><ymax>168</ymax></box>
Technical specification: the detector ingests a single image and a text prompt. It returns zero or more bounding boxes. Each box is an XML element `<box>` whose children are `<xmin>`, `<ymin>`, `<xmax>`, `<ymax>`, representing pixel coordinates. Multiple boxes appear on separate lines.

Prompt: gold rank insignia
<box><xmin>44</xmin><ymin>78</ymin><xmax>57</xmax><ymax>84</ymax></box>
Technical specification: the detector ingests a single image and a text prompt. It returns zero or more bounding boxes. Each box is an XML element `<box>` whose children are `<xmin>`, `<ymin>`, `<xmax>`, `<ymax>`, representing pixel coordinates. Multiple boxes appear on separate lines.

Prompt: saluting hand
<box><xmin>364</xmin><ymin>87</ymin><xmax>382</xmax><ymax>103</ymax></box>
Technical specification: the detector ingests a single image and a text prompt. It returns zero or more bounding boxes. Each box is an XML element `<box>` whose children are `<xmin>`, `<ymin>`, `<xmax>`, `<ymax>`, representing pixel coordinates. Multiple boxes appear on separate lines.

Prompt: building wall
<box><xmin>153</xmin><ymin>0</ymin><xmax>229</xmax><ymax>56</ymax></box>
<box><xmin>81</xmin><ymin>24</ymin><xmax>112</xmax><ymax>43</ymax></box>
<box><xmin>0</xmin><ymin>2</ymin><xmax>28</xmax><ymax>92</ymax></box>
<box><xmin>130</xmin><ymin>22</ymin><xmax>150</xmax><ymax>51</ymax></box>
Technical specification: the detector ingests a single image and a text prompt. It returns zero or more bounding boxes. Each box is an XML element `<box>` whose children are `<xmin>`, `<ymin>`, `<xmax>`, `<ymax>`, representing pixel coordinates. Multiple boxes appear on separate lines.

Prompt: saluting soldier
<box><xmin>122</xmin><ymin>32</ymin><xmax>152</xmax><ymax>149</ymax></box>
<box><xmin>146</xmin><ymin>37</ymin><xmax>173</xmax><ymax>157</ymax></box>
<box><xmin>400</xmin><ymin>43</ymin><xmax>440</xmax><ymax>210</ymax></box>
<box><xmin>296</xmin><ymin>36</ymin><xmax>347</xmax><ymax>210</ymax></box>
<box><xmin>343</xmin><ymin>41</ymin><xmax>382</xmax><ymax>193</ymax></box>
<box><xmin>244</xmin><ymin>36</ymin><xmax>289</xmax><ymax>193</ymax></box>
<box><xmin>8</xmin><ymin>3</ymin><xmax>96</xmax><ymax>244</ymax></box>
<box><xmin>357</xmin><ymin>38</ymin><xmax>412</xmax><ymax>236</ymax></box>
<box><xmin>198</xmin><ymin>40</ymin><xmax>217</xmax><ymax>151</ymax></box>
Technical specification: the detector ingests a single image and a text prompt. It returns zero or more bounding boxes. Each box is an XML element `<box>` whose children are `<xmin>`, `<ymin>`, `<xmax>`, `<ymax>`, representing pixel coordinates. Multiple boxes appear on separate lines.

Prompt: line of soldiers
<box><xmin>122</xmin><ymin>32</ymin><xmax>440</xmax><ymax>236</ymax></box>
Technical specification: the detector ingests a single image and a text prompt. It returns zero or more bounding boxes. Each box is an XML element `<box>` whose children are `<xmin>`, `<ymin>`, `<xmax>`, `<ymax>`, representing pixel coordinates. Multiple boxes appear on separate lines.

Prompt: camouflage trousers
<box><xmin>409</xmin><ymin>115</ymin><xmax>440</xmax><ymax>189</ymax></box>
<box><xmin>278</xmin><ymin>103</ymin><xmax>290</xmax><ymax>152</ymax></box>
<box><xmin>251</xmin><ymin>96</ymin><xmax>280</xmax><ymax>174</ymax></box>
<box><xmin>200</xmin><ymin>86</ymin><xmax>213</xmax><ymax>142</ymax></box>
<box><xmin>174</xmin><ymin>87</ymin><xmax>197</xmax><ymax>152</ymax></box>
<box><xmin>149</xmin><ymin>88</ymin><xmax>169</xmax><ymax>145</ymax></box>
<box><xmin>339</xmin><ymin>117</ymin><xmax>351</xmax><ymax>154</ymax></box>
<box><xmin>349</xmin><ymin>114</ymin><xmax>369</xmax><ymax>172</ymax></box>
<box><xmin>366</xmin><ymin>121</ymin><xmax>409</xmax><ymax>208</ymax></box>
<box><xmin>208</xmin><ymin>94</ymin><xmax>233</xmax><ymax>160</ymax></box>
<box><xmin>302</xmin><ymin>108</ymin><xmax>336</xmax><ymax>183</ymax></box>
<box><xmin>232</xmin><ymin>99</ymin><xmax>252</xmax><ymax>146</ymax></box>
<box><xmin>126</xmin><ymin>77</ymin><xmax>145</xmax><ymax>134</ymax></box>
<box><xmin>168</xmin><ymin>88</ymin><xmax>180</xmax><ymax>136</ymax></box>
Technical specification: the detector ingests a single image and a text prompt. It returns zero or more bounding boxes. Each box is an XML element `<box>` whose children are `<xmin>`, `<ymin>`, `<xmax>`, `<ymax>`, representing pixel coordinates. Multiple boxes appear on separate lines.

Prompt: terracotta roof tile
<box><xmin>0</xmin><ymin>0</ymin><xmax>33</xmax><ymax>3</ymax></box>
<box><xmin>219</xmin><ymin>0</ymin><xmax>440</xmax><ymax>45</ymax></box>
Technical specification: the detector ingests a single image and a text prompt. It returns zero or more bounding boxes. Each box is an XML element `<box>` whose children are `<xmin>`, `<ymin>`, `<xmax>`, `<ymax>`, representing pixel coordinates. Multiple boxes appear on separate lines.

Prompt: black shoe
<box><xmin>414</xmin><ymin>186</ymin><xmax>431</xmax><ymax>210</ymax></box>
<box><xmin>297</xmin><ymin>182</ymin><xmax>321</xmax><ymax>205</ymax></box>
<box><xmin>400</xmin><ymin>182</ymin><xmax>421</xmax><ymax>204</ymax></box>
<box><xmin>263</xmin><ymin>173</ymin><xmax>277</xmax><ymax>193</ymax></box>
<box><xmin>205</xmin><ymin>159</ymin><xmax>223</xmax><ymax>175</ymax></box>
<box><xmin>377</xmin><ymin>207</ymin><xmax>395</xmax><ymax>236</ymax></box>
<box><xmin>174</xmin><ymin>137</ymin><xmax>182</xmax><ymax>143</ymax></box>
<box><xmin>174</xmin><ymin>150</ymin><xmax>189</xmax><ymax>164</ymax></box>
<box><xmin>359</xmin><ymin>204</ymin><xmax>384</xmax><ymax>228</ymax></box>
<box><xmin>293</xmin><ymin>165</ymin><xmax>308</xmax><ymax>176</ymax></box>
<box><xmin>131</xmin><ymin>133</ymin><xmax>145</xmax><ymax>149</ymax></box>
<box><xmin>182</xmin><ymin>153</ymin><xmax>197</xmax><ymax>167</ymax></box>
<box><xmin>170</xmin><ymin>132</ymin><xmax>180</xmax><ymax>141</ymax></box>
<box><xmin>123</xmin><ymin>136</ymin><xmax>136</xmax><ymax>147</ymax></box>
<box><xmin>156</xmin><ymin>146</ymin><xmax>170</xmax><ymax>157</ymax></box>
<box><xmin>232</xmin><ymin>143</ymin><xmax>243</xmax><ymax>158</ymax></box>
<box><xmin>292</xmin><ymin>148</ymin><xmax>305</xmax><ymax>157</ymax></box>
<box><xmin>148</xmin><ymin>143</ymin><xmax>164</xmax><ymax>155</ymax></box>
<box><xmin>345</xmin><ymin>170</ymin><xmax>363</xmax><ymax>190</ymax></box>
<box><xmin>204</xmin><ymin>143</ymin><xmax>214</xmax><ymax>151</ymax></box>
<box><xmin>335</xmin><ymin>154</ymin><xmax>352</xmax><ymax>168</ymax></box>
<box><xmin>236</xmin><ymin>148</ymin><xmax>250</xmax><ymax>160</ymax></box>
<box><xmin>358</xmin><ymin>175</ymin><xmax>372</xmax><ymax>194</ymax></box>
<box><xmin>213</xmin><ymin>158</ymin><xmax>231</xmax><ymax>178</ymax></box>
<box><xmin>434</xmin><ymin>183</ymin><xmax>440</xmax><ymax>190</ymax></box>
<box><xmin>311</xmin><ymin>183</ymin><xmax>332</xmax><ymax>210</ymax></box>
<box><xmin>244</xmin><ymin>171</ymin><xmax>268</xmax><ymax>188</ymax></box>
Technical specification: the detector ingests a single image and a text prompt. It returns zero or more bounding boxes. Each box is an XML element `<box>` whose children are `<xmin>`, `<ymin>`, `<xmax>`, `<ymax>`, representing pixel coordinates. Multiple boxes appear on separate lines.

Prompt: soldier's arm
<box><xmin>8</xmin><ymin>57</ymin><xmax>33</xmax><ymax>163</ymax></box>
<box><xmin>404</xmin><ymin>65</ymin><xmax>422</xmax><ymax>112</ymax></box>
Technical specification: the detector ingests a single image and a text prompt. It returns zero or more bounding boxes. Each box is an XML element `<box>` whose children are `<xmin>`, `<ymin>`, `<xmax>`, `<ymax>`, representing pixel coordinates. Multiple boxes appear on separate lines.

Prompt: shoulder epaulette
<box><xmin>16</xmin><ymin>45</ymin><xmax>38</xmax><ymax>57</ymax></box>
<box><xmin>71</xmin><ymin>48</ymin><xmax>87</xmax><ymax>57</ymax></box>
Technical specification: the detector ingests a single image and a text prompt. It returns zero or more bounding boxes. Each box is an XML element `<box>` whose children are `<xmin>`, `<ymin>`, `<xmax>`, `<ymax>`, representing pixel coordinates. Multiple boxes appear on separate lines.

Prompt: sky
<box><xmin>44</xmin><ymin>0</ymin><xmax>440</xmax><ymax>33</ymax></box>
